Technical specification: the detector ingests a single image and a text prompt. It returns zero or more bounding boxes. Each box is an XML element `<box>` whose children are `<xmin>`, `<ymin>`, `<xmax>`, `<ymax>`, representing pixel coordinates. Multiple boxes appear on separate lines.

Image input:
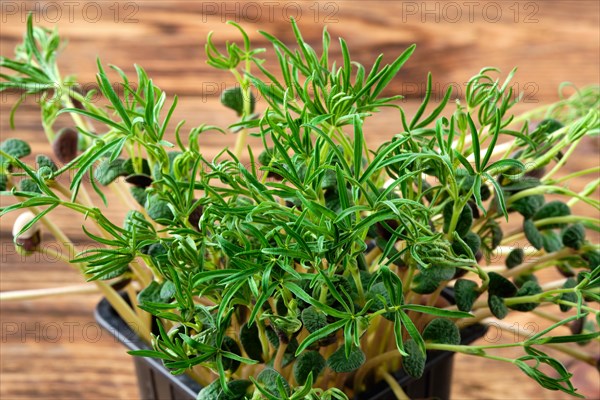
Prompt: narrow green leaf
<box><xmin>400</xmin><ymin>304</ymin><xmax>473</xmax><ymax>319</ymax></box>
<box><xmin>468</xmin><ymin>113</ymin><xmax>481</xmax><ymax>171</ymax></box>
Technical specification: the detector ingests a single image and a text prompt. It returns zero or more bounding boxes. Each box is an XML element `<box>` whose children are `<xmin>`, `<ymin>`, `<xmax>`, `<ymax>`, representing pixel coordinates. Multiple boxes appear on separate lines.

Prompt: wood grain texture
<box><xmin>1</xmin><ymin>1</ymin><xmax>599</xmax><ymax>399</ymax></box>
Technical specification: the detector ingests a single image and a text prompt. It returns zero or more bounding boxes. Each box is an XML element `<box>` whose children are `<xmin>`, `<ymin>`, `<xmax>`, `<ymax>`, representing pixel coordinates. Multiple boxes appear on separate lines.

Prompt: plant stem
<box><xmin>230</xmin><ymin>69</ymin><xmax>252</xmax><ymax>160</ymax></box>
<box><xmin>551</xmin><ymin>166</ymin><xmax>600</xmax><ymax>184</ymax></box>
<box><xmin>378</xmin><ymin>367</ymin><xmax>409</xmax><ymax>400</ymax></box>
<box><xmin>541</xmin><ymin>137</ymin><xmax>582</xmax><ymax>181</ymax></box>
<box><xmin>0</xmin><ymin>284</ymin><xmax>98</xmax><ymax>301</ymax></box>
<box><xmin>233</xmin><ymin>129</ymin><xmax>249</xmax><ymax>160</ymax></box>
<box><xmin>483</xmin><ymin>319</ymin><xmax>598</xmax><ymax>366</ymax></box>
<box><xmin>96</xmin><ymin>282</ymin><xmax>152</xmax><ymax>343</ymax></box>
<box><xmin>24</xmin><ymin>206</ymin><xmax>150</xmax><ymax>342</ymax></box>
<box><xmin>376</xmin><ymin>319</ymin><xmax>393</xmax><ymax>358</ymax></box>
<box><xmin>445</xmin><ymin>198</ymin><xmax>466</xmax><ymax>240</ymax></box>
<box><xmin>568</xmin><ymin>178</ymin><xmax>600</xmax><ymax>208</ymax></box>
<box><xmin>503</xmin><ymin>248</ymin><xmax>575</xmax><ymax>278</ymax></box>
<box><xmin>354</xmin><ymin>349</ymin><xmax>401</xmax><ymax>393</ymax></box>
<box><xmin>506</xmin><ymin>185</ymin><xmax>600</xmax><ymax>209</ymax></box>
<box><xmin>273</xmin><ymin>340</ymin><xmax>288</xmax><ymax>372</ymax></box>
<box><xmin>130</xmin><ymin>258</ymin><xmax>153</xmax><ymax>288</ymax></box>
<box><xmin>365</xmin><ymin>247</ymin><xmax>381</xmax><ymax>267</ymax></box>
<box><xmin>51</xmin><ymin>181</ymin><xmax>111</xmax><ymax>238</ymax></box>
<box><xmin>36</xmin><ymin>245</ymin><xmax>71</xmax><ymax>264</ymax></box>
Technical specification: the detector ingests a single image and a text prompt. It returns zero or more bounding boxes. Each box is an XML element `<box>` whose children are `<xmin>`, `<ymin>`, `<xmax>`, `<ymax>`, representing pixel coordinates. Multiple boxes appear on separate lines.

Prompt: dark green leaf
<box><xmin>327</xmin><ymin>345</ymin><xmax>365</xmax><ymax>373</ymax></box>
<box><xmin>402</xmin><ymin>339</ymin><xmax>425</xmax><ymax>378</ymax></box>
<box><xmin>240</xmin><ymin>322</ymin><xmax>263</xmax><ymax>362</ymax></box>
<box><xmin>196</xmin><ymin>379</ymin><xmax>252</xmax><ymax>400</ymax></box>
<box><xmin>488</xmin><ymin>295</ymin><xmax>508</xmax><ymax>319</ymax></box>
<box><xmin>559</xmin><ymin>278</ymin><xmax>577</xmax><ymax>312</ymax></box>
<box><xmin>256</xmin><ymin>368</ymin><xmax>290</xmax><ymax>397</ymax></box>
<box><xmin>443</xmin><ymin>201</ymin><xmax>473</xmax><ymax>237</ymax></box>
<box><xmin>562</xmin><ymin>224</ymin><xmax>585</xmax><ymax>250</ymax></box>
<box><xmin>145</xmin><ymin>193</ymin><xmax>175</xmax><ymax>225</ymax></box>
<box><xmin>301</xmin><ymin>306</ymin><xmax>328</xmax><ymax>333</ymax></box>
<box><xmin>542</xmin><ymin>230</ymin><xmax>562</xmax><ymax>253</ymax></box>
<box><xmin>506</xmin><ymin>248</ymin><xmax>524</xmax><ymax>269</ymax></box>
<box><xmin>19</xmin><ymin>178</ymin><xmax>41</xmax><ymax>193</ymax></box>
<box><xmin>454</xmin><ymin>279</ymin><xmax>480</xmax><ymax>312</ymax></box>
<box><xmin>1</xmin><ymin>138</ymin><xmax>31</xmax><ymax>159</ymax></box>
<box><xmin>488</xmin><ymin>272</ymin><xmax>518</xmax><ymax>298</ymax></box>
<box><xmin>524</xmin><ymin>219</ymin><xmax>544</xmax><ymax>250</ymax></box>
<box><xmin>533</xmin><ymin>201</ymin><xmax>571</xmax><ymax>230</ymax></box>
<box><xmin>94</xmin><ymin>158</ymin><xmax>131</xmax><ymax>186</ymax></box>
<box><xmin>293</xmin><ymin>351</ymin><xmax>326</xmax><ymax>385</ymax></box>
<box><xmin>510</xmin><ymin>194</ymin><xmax>545</xmax><ymax>219</ymax></box>
<box><xmin>35</xmin><ymin>155</ymin><xmax>57</xmax><ymax>172</ymax></box>
<box><xmin>422</xmin><ymin>318</ymin><xmax>460</xmax><ymax>345</ymax></box>
<box><xmin>508</xmin><ymin>281</ymin><xmax>542</xmax><ymax>312</ymax></box>
<box><xmin>221</xmin><ymin>87</ymin><xmax>255</xmax><ymax>116</ymax></box>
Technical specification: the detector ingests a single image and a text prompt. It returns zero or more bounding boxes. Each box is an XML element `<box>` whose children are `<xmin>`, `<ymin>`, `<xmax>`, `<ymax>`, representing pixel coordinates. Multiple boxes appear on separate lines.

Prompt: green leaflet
<box><xmin>240</xmin><ymin>323</ymin><xmax>263</xmax><ymax>362</ymax></box>
<box><xmin>19</xmin><ymin>178</ymin><xmax>41</xmax><ymax>193</ymax></box>
<box><xmin>145</xmin><ymin>193</ymin><xmax>175</xmax><ymax>225</ymax></box>
<box><xmin>508</xmin><ymin>281</ymin><xmax>542</xmax><ymax>312</ymax></box>
<box><xmin>422</xmin><ymin>318</ymin><xmax>461</xmax><ymax>345</ymax></box>
<box><xmin>443</xmin><ymin>201</ymin><xmax>473</xmax><ymax>237</ymax></box>
<box><xmin>505</xmin><ymin>248</ymin><xmax>524</xmax><ymax>269</ymax></box>
<box><xmin>452</xmin><ymin>231</ymin><xmax>481</xmax><ymax>258</ymax></box>
<box><xmin>541</xmin><ymin>230</ymin><xmax>562</xmax><ymax>253</ymax></box>
<box><xmin>562</xmin><ymin>224</ymin><xmax>585</xmax><ymax>250</ymax></box>
<box><xmin>301</xmin><ymin>306</ymin><xmax>329</xmax><ymax>333</ymax></box>
<box><xmin>35</xmin><ymin>154</ymin><xmax>58</xmax><ymax>172</ymax></box>
<box><xmin>94</xmin><ymin>158</ymin><xmax>132</xmax><ymax>186</ymax></box>
<box><xmin>1</xmin><ymin>138</ymin><xmax>31</xmax><ymax>159</ymax></box>
<box><xmin>411</xmin><ymin>266</ymin><xmax>456</xmax><ymax>295</ymax></box>
<box><xmin>402</xmin><ymin>339</ymin><xmax>425</xmax><ymax>378</ymax></box>
<box><xmin>256</xmin><ymin>368</ymin><xmax>290</xmax><ymax>397</ymax></box>
<box><xmin>454</xmin><ymin>279</ymin><xmax>480</xmax><ymax>312</ymax></box>
<box><xmin>221</xmin><ymin>87</ymin><xmax>256</xmax><ymax>116</ymax></box>
<box><xmin>524</xmin><ymin>219</ymin><xmax>544</xmax><ymax>250</ymax></box>
<box><xmin>488</xmin><ymin>272</ymin><xmax>518</xmax><ymax>298</ymax></box>
<box><xmin>559</xmin><ymin>278</ymin><xmax>577</xmax><ymax>312</ymax></box>
<box><xmin>510</xmin><ymin>194</ymin><xmax>545</xmax><ymax>219</ymax></box>
<box><xmin>488</xmin><ymin>295</ymin><xmax>508</xmax><ymax>319</ymax></box>
<box><xmin>293</xmin><ymin>351</ymin><xmax>326</xmax><ymax>385</ymax></box>
<box><xmin>196</xmin><ymin>379</ymin><xmax>252</xmax><ymax>400</ymax></box>
<box><xmin>533</xmin><ymin>201</ymin><xmax>571</xmax><ymax>230</ymax></box>
<box><xmin>327</xmin><ymin>345</ymin><xmax>365</xmax><ymax>373</ymax></box>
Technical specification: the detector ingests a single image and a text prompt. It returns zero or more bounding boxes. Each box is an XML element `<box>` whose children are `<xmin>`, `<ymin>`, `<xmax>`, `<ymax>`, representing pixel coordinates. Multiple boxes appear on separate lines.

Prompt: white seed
<box><xmin>12</xmin><ymin>211</ymin><xmax>41</xmax><ymax>239</ymax></box>
<box><xmin>383</xmin><ymin>178</ymin><xmax>395</xmax><ymax>189</ymax></box>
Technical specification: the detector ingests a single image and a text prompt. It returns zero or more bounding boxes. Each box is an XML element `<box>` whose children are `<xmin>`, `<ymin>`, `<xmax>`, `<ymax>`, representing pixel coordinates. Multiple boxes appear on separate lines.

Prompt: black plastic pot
<box><xmin>355</xmin><ymin>322</ymin><xmax>487</xmax><ymax>400</ymax></box>
<box><xmin>95</xmin><ymin>298</ymin><xmax>201</xmax><ymax>400</ymax></box>
<box><xmin>95</xmin><ymin>291</ymin><xmax>487</xmax><ymax>400</ymax></box>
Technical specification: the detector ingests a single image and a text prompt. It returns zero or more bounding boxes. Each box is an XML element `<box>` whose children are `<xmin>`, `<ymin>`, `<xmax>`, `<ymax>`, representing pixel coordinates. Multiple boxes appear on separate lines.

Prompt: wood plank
<box><xmin>1</xmin><ymin>1</ymin><xmax>598</xmax><ymax>99</ymax></box>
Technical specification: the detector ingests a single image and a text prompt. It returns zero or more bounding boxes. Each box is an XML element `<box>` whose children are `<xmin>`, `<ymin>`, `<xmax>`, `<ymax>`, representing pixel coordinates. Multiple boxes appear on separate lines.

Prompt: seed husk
<box><xmin>12</xmin><ymin>211</ymin><xmax>42</xmax><ymax>254</ymax></box>
<box><xmin>124</xmin><ymin>174</ymin><xmax>153</xmax><ymax>188</ymax></box>
<box><xmin>188</xmin><ymin>203</ymin><xmax>203</xmax><ymax>230</ymax></box>
<box><xmin>52</xmin><ymin>128</ymin><xmax>79</xmax><ymax>163</ymax></box>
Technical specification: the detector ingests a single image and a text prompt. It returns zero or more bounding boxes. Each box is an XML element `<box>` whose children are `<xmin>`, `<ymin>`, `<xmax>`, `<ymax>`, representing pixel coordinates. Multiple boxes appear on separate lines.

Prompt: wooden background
<box><xmin>1</xmin><ymin>1</ymin><xmax>599</xmax><ymax>399</ymax></box>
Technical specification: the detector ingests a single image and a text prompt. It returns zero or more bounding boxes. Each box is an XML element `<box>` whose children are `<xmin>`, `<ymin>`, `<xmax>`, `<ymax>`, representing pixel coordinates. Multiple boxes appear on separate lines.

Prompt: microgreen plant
<box><xmin>1</xmin><ymin>15</ymin><xmax>599</xmax><ymax>400</ymax></box>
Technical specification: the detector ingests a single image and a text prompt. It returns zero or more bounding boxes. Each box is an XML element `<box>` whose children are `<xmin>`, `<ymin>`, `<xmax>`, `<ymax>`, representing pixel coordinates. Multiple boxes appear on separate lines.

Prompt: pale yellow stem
<box><xmin>0</xmin><ymin>284</ymin><xmax>98</xmax><ymax>301</ymax></box>
<box><xmin>379</xmin><ymin>367</ymin><xmax>410</xmax><ymax>400</ymax></box>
